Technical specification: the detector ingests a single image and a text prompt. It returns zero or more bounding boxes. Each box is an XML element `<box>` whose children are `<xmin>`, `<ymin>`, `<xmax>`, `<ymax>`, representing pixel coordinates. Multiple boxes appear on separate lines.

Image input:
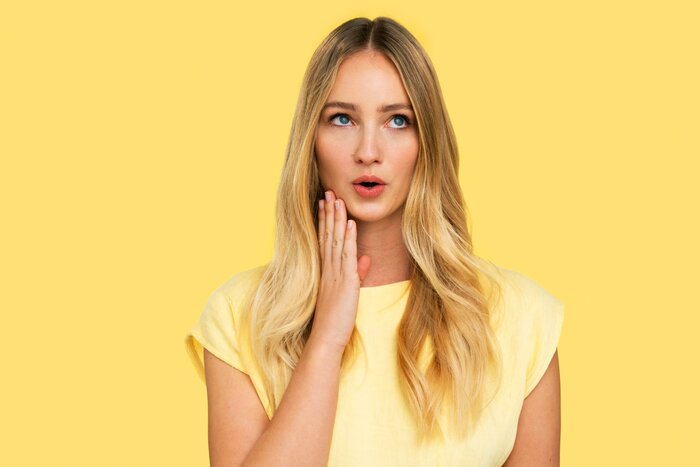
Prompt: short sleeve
<box><xmin>184</xmin><ymin>265</ymin><xmax>273</xmax><ymax>419</ymax></box>
<box><xmin>524</xmin><ymin>292</ymin><xmax>565</xmax><ymax>397</ymax></box>
<box><xmin>185</xmin><ymin>288</ymin><xmax>247</xmax><ymax>383</ymax></box>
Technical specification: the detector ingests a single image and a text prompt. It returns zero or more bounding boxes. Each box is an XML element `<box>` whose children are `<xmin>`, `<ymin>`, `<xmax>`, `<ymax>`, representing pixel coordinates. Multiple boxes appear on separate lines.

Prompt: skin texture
<box><xmin>315</xmin><ymin>49</ymin><xmax>418</xmax><ymax>287</ymax></box>
<box><xmin>316</xmin><ymin>50</ymin><xmax>418</xmax><ymax>226</ymax></box>
<box><xmin>202</xmin><ymin>48</ymin><xmax>561</xmax><ymax>466</ymax></box>
<box><xmin>503</xmin><ymin>351</ymin><xmax>561</xmax><ymax>466</ymax></box>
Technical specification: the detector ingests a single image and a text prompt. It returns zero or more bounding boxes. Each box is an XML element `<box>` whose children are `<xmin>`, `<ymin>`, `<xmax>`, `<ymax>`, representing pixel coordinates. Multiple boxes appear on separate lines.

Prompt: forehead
<box><xmin>326</xmin><ymin>50</ymin><xmax>410</xmax><ymax>104</ymax></box>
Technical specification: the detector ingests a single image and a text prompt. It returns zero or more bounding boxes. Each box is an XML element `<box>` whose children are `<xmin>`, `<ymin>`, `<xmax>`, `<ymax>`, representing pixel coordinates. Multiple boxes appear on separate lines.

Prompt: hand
<box><xmin>310</xmin><ymin>190</ymin><xmax>371</xmax><ymax>352</ymax></box>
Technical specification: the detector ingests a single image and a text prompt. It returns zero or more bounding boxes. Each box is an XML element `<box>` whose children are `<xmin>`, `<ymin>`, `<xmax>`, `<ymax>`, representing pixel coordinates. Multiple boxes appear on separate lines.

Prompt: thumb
<box><xmin>357</xmin><ymin>255</ymin><xmax>371</xmax><ymax>282</ymax></box>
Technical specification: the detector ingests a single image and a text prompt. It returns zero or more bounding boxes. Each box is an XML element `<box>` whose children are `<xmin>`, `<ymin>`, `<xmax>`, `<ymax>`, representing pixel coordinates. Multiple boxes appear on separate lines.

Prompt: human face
<box><xmin>315</xmin><ymin>50</ymin><xmax>419</xmax><ymax>226</ymax></box>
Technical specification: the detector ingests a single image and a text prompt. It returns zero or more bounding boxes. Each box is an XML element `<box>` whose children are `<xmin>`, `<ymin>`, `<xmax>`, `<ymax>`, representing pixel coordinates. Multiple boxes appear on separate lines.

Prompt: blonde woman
<box><xmin>186</xmin><ymin>17</ymin><xmax>564</xmax><ymax>467</ymax></box>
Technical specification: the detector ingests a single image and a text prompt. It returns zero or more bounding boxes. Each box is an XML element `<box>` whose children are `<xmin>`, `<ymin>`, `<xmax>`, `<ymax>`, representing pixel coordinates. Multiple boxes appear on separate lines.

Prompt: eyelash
<box><xmin>328</xmin><ymin>113</ymin><xmax>412</xmax><ymax>129</ymax></box>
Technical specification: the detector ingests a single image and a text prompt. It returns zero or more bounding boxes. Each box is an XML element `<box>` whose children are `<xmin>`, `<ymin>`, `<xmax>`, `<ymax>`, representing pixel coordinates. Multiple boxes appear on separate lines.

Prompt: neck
<box><xmin>354</xmin><ymin>215</ymin><xmax>412</xmax><ymax>287</ymax></box>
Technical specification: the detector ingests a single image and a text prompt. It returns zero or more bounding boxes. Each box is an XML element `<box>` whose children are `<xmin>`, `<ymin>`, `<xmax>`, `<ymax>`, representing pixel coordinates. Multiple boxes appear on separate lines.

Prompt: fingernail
<box><xmin>325</xmin><ymin>191</ymin><xmax>331</xmax><ymax>202</ymax></box>
<box><xmin>334</xmin><ymin>200</ymin><xmax>340</xmax><ymax>209</ymax></box>
<box><xmin>347</xmin><ymin>220</ymin><xmax>354</xmax><ymax>229</ymax></box>
<box><xmin>319</xmin><ymin>200</ymin><xmax>324</xmax><ymax>209</ymax></box>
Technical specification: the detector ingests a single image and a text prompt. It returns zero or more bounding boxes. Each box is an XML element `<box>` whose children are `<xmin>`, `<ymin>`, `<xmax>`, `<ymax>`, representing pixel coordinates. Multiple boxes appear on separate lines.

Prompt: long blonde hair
<box><xmin>240</xmin><ymin>16</ymin><xmax>503</xmax><ymax>441</ymax></box>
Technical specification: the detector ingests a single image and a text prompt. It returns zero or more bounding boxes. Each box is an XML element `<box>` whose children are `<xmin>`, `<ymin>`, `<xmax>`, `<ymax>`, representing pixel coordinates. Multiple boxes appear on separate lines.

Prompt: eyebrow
<box><xmin>322</xmin><ymin>101</ymin><xmax>414</xmax><ymax>112</ymax></box>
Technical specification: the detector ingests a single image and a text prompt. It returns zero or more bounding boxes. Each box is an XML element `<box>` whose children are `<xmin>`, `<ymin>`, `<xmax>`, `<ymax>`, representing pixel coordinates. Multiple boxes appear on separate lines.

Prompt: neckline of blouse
<box><xmin>358</xmin><ymin>279</ymin><xmax>411</xmax><ymax>313</ymax></box>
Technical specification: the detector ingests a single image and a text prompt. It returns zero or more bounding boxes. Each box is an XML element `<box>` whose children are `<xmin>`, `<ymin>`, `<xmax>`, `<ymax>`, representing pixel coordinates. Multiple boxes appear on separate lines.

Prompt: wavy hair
<box><xmin>239</xmin><ymin>16</ymin><xmax>504</xmax><ymax>441</ymax></box>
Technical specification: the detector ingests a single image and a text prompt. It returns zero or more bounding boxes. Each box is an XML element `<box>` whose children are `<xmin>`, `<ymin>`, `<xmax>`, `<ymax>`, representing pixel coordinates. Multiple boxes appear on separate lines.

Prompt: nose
<box><xmin>353</xmin><ymin>126</ymin><xmax>381</xmax><ymax>165</ymax></box>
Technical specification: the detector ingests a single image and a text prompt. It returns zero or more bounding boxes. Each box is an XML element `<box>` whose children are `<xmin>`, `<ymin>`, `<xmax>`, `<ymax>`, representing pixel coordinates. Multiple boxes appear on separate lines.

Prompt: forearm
<box><xmin>241</xmin><ymin>334</ymin><xmax>343</xmax><ymax>467</ymax></box>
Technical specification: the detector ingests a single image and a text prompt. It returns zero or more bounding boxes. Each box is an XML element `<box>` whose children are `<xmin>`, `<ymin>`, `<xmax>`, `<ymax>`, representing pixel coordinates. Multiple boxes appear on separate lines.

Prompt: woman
<box><xmin>186</xmin><ymin>17</ymin><xmax>564</xmax><ymax>466</ymax></box>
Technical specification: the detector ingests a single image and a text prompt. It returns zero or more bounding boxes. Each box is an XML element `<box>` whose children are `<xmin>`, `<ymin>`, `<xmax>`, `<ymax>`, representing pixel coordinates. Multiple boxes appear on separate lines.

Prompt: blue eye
<box><xmin>388</xmin><ymin>115</ymin><xmax>409</xmax><ymax>128</ymax></box>
<box><xmin>330</xmin><ymin>114</ymin><xmax>352</xmax><ymax>126</ymax></box>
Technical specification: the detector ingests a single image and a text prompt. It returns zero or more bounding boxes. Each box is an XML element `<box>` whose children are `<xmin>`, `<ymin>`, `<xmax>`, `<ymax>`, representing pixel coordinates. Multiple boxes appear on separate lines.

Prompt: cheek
<box><xmin>397</xmin><ymin>140</ymin><xmax>419</xmax><ymax>182</ymax></box>
<box><xmin>316</xmin><ymin>125</ymin><xmax>358</xmax><ymax>156</ymax></box>
<box><xmin>390</xmin><ymin>130</ymin><xmax>418</xmax><ymax>158</ymax></box>
<box><xmin>314</xmin><ymin>144</ymin><xmax>334</xmax><ymax>189</ymax></box>
<box><xmin>315</xmin><ymin>130</ymin><xmax>352</xmax><ymax>182</ymax></box>
<box><xmin>317</xmin><ymin>162</ymin><xmax>331</xmax><ymax>189</ymax></box>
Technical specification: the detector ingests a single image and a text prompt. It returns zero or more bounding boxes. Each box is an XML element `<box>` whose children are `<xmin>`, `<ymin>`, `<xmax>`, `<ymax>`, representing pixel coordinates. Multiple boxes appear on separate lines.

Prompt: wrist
<box><xmin>305</xmin><ymin>332</ymin><xmax>347</xmax><ymax>362</ymax></box>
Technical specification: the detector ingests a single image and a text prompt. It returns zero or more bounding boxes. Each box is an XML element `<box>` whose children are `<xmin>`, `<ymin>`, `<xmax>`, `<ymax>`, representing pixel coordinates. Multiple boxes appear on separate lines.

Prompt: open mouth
<box><xmin>353</xmin><ymin>181</ymin><xmax>385</xmax><ymax>198</ymax></box>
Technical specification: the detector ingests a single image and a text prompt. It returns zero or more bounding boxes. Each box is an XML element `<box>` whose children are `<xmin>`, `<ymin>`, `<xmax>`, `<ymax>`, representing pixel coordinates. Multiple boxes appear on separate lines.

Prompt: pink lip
<box><xmin>352</xmin><ymin>175</ymin><xmax>386</xmax><ymax>198</ymax></box>
<box><xmin>353</xmin><ymin>183</ymin><xmax>385</xmax><ymax>198</ymax></box>
<box><xmin>352</xmin><ymin>175</ymin><xmax>386</xmax><ymax>184</ymax></box>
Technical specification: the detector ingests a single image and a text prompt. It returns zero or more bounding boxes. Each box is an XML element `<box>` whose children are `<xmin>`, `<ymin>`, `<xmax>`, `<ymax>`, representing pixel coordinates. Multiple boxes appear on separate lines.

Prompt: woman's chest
<box><xmin>327</xmin><ymin>333</ymin><xmax>523</xmax><ymax>467</ymax></box>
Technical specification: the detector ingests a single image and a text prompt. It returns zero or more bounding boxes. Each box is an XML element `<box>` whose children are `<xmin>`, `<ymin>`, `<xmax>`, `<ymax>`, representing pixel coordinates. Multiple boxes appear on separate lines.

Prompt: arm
<box><xmin>204</xmin><ymin>192</ymin><xmax>369</xmax><ymax>467</ymax></box>
<box><xmin>204</xmin><ymin>349</ymin><xmax>268</xmax><ymax>466</ymax></box>
<box><xmin>204</xmin><ymin>337</ymin><xmax>344</xmax><ymax>467</ymax></box>
<box><xmin>503</xmin><ymin>350</ymin><xmax>561</xmax><ymax>467</ymax></box>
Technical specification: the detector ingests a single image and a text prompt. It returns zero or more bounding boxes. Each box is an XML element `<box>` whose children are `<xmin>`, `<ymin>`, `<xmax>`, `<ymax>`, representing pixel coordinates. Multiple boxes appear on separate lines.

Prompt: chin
<box><xmin>347</xmin><ymin>205</ymin><xmax>400</xmax><ymax>224</ymax></box>
<box><xmin>350</xmin><ymin>213</ymin><xmax>384</xmax><ymax>223</ymax></box>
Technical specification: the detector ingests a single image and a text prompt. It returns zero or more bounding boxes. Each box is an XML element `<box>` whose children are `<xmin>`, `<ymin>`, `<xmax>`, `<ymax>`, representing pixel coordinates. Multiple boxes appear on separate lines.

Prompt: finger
<box><xmin>357</xmin><ymin>255</ymin><xmax>371</xmax><ymax>283</ymax></box>
<box><xmin>332</xmin><ymin>198</ymin><xmax>347</xmax><ymax>267</ymax></box>
<box><xmin>323</xmin><ymin>191</ymin><xmax>334</xmax><ymax>265</ymax></box>
<box><xmin>317</xmin><ymin>199</ymin><xmax>325</xmax><ymax>262</ymax></box>
<box><xmin>342</xmin><ymin>219</ymin><xmax>358</xmax><ymax>277</ymax></box>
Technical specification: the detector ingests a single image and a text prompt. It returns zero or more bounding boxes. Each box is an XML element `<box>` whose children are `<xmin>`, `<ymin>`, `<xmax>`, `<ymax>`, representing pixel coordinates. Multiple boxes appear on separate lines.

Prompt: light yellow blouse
<box><xmin>185</xmin><ymin>262</ymin><xmax>564</xmax><ymax>466</ymax></box>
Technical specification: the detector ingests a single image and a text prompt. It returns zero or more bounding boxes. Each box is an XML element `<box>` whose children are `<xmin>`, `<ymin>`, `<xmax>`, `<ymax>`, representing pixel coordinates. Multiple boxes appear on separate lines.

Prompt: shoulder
<box><xmin>209</xmin><ymin>264</ymin><xmax>268</xmax><ymax>307</ymax></box>
<box><xmin>187</xmin><ymin>264</ymin><xmax>270</xmax><ymax>392</ymax></box>
<box><xmin>198</xmin><ymin>264</ymin><xmax>268</xmax><ymax>330</ymax></box>
<box><xmin>476</xmin><ymin>257</ymin><xmax>561</xmax><ymax>307</ymax></box>
<box><xmin>475</xmin><ymin>257</ymin><xmax>564</xmax><ymax>332</ymax></box>
<box><xmin>476</xmin><ymin>259</ymin><xmax>565</xmax><ymax>397</ymax></box>
<box><xmin>500</xmin><ymin>267</ymin><xmax>562</xmax><ymax>310</ymax></box>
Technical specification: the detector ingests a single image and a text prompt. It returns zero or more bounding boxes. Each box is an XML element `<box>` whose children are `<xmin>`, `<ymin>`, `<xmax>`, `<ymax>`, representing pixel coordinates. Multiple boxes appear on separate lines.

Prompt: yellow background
<box><xmin>2</xmin><ymin>1</ymin><xmax>698</xmax><ymax>465</ymax></box>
